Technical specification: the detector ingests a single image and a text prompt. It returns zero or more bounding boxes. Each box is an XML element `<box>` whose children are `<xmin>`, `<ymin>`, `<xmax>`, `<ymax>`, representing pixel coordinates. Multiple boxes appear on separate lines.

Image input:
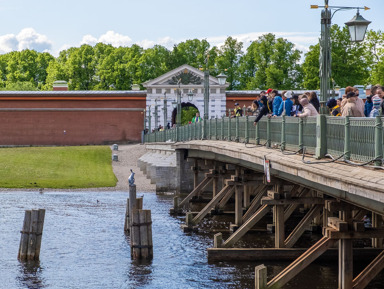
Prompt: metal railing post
<box><xmin>299</xmin><ymin>118</ymin><xmax>304</xmax><ymax>152</ymax></box>
<box><xmin>315</xmin><ymin>114</ymin><xmax>327</xmax><ymax>159</ymax></box>
<box><xmin>215</xmin><ymin>117</ymin><xmax>218</xmax><ymax>140</ymax></box>
<box><xmin>235</xmin><ymin>116</ymin><xmax>239</xmax><ymax>142</ymax></box>
<box><xmin>375</xmin><ymin>116</ymin><xmax>383</xmax><ymax>166</ymax></box>
<box><xmin>228</xmin><ymin>114</ymin><xmax>232</xmax><ymax>141</ymax></box>
<box><xmin>255</xmin><ymin>120</ymin><xmax>260</xmax><ymax>145</ymax></box>
<box><xmin>202</xmin><ymin>119</ymin><xmax>206</xmax><ymax>139</ymax></box>
<box><xmin>266</xmin><ymin>117</ymin><xmax>271</xmax><ymax>148</ymax></box>
<box><xmin>344</xmin><ymin>116</ymin><xmax>351</xmax><ymax>161</ymax></box>
<box><xmin>281</xmin><ymin>115</ymin><xmax>286</xmax><ymax>151</ymax></box>
<box><xmin>221</xmin><ymin>117</ymin><xmax>224</xmax><ymax>140</ymax></box>
<box><xmin>245</xmin><ymin>115</ymin><xmax>249</xmax><ymax>144</ymax></box>
<box><xmin>208</xmin><ymin>118</ymin><xmax>212</xmax><ymax>140</ymax></box>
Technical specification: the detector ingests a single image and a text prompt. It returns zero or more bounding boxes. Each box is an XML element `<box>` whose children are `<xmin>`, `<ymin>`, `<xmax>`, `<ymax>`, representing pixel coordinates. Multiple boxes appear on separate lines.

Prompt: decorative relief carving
<box><xmin>168</xmin><ymin>70</ymin><xmax>202</xmax><ymax>85</ymax></box>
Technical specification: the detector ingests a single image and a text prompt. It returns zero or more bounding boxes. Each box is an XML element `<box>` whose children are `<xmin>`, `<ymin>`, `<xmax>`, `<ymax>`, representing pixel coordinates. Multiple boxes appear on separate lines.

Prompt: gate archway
<box><xmin>171</xmin><ymin>102</ymin><xmax>199</xmax><ymax>126</ymax></box>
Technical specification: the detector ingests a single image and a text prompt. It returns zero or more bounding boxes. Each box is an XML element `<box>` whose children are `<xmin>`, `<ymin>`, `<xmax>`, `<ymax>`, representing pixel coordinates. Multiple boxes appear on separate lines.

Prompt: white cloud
<box><xmin>16</xmin><ymin>28</ymin><xmax>52</xmax><ymax>52</ymax></box>
<box><xmin>81</xmin><ymin>31</ymin><xmax>132</xmax><ymax>47</ymax></box>
<box><xmin>0</xmin><ymin>34</ymin><xmax>18</xmax><ymax>53</ymax></box>
<box><xmin>0</xmin><ymin>28</ymin><xmax>52</xmax><ymax>54</ymax></box>
<box><xmin>0</xmin><ymin>28</ymin><xmax>319</xmax><ymax>58</ymax></box>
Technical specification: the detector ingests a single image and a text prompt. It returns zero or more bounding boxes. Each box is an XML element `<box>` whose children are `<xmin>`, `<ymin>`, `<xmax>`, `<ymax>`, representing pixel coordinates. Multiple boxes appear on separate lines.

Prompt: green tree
<box><xmin>240</xmin><ymin>33</ymin><xmax>302</xmax><ymax>90</ymax></box>
<box><xmin>302</xmin><ymin>44</ymin><xmax>320</xmax><ymax>89</ymax></box>
<box><xmin>0</xmin><ymin>81</ymin><xmax>38</xmax><ymax>91</ymax></box>
<box><xmin>215</xmin><ymin>36</ymin><xmax>243</xmax><ymax>90</ymax></box>
<box><xmin>170</xmin><ymin>39</ymin><xmax>211</xmax><ymax>69</ymax></box>
<box><xmin>365</xmin><ymin>30</ymin><xmax>384</xmax><ymax>85</ymax></box>
<box><xmin>136</xmin><ymin>45</ymin><xmax>171</xmax><ymax>83</ymax></box>
<box><xmin>302</xmin><ymin>25</ymin><xmax>371</xmax><ymax>89</ymax></box>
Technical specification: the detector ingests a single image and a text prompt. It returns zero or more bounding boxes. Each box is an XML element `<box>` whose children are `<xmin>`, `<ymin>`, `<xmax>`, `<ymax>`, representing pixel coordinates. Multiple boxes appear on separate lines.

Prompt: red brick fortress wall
<box><xmin>0</xmin><ymin>91</ymin><xmax>146</xmax><ymax>145</ymax></box>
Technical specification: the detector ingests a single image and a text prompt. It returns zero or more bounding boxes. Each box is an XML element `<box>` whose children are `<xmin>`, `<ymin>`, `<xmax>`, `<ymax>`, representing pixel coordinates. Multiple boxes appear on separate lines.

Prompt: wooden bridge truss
<box><xmin>170</xmin><ymin>158</ymin><xmax>384</xmax><ymax>289</ymax></box>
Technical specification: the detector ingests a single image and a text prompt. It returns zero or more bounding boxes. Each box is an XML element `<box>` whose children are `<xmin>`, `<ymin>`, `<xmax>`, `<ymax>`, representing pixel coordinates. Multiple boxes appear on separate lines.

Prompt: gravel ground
<box><xmin>110</xmin><ymin>143</ymin><xmax>155</xmax><ymax>192</ymax></box>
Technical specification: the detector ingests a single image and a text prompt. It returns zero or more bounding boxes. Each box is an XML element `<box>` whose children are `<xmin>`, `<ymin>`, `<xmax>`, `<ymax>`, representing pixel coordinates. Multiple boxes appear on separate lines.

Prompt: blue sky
<box><xmin>0</xmin><ymin>0</ymin><xmax>381</xmax><ymax>56</ymax></box>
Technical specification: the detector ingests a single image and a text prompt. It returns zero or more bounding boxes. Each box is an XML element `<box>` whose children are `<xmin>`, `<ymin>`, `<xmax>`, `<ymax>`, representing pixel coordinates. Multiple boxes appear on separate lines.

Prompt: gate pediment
<box><xmin>143</xmin><ymin>64</ymin><xmax>221</xmax><ymax>87</ymax></box>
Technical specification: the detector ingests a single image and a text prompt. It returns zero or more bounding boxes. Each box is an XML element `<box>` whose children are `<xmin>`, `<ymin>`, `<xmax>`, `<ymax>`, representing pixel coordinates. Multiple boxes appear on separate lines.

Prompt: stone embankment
<box><xmin>137</xmin><ymin>143</ymin><xmax>177</xmax><ymax>193</ymax></box>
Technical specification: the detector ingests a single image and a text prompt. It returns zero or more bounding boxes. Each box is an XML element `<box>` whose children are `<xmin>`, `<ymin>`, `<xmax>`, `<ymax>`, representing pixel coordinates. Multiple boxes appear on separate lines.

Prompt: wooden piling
<box><xmin>214</xmin><ymin>233</ymin><xmax>223</xmax><ymax>248</ymax></box>
<box><xmin>35</xmin><ymin>209</ymin><xmax>45</xmax><ymax>260</ymax></box>
<box><xmin>18</xmin><ymin>209</ymin><xmax>45</xmax><ymax>261</ymax></box>
<box><xmin>18</xmin><ymin>210</ymin><xmax>31</xmax><ymax>260</ymax></box>
<box><xmin>124</xmin><ymin>197</ymin><xmax>143</xmax><ymax>232</ymax></box>
<box><xmin>255</xmin><ymin>264</ymin><xmax>267</xmax><ymax>289</ymax></box>
<box><xmin>130</xmin><ymin>209</ymin><xmax>141</xmax><ymax>259</ymax></box>
<box><xmin>130</xmin><ymin>209</ymin><xmax>153</xmax><ymax>260</ymax></box>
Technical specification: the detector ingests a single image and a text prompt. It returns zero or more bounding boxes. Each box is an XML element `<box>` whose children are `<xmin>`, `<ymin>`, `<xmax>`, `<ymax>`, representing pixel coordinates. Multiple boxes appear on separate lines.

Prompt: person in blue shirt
<box><xmin>364</xmin><ymin>95</ymin><xmax>373</xmax><ymax>117</ymax></box>
<box><xmin>271</xmin><ymin>89</ymin><xmax>282</xmax><ymax>116</ymax></box>
<box><xmin>277</xmin><ymin>91</ymin><xmax>293</xmax><ymax>116</ymax></box>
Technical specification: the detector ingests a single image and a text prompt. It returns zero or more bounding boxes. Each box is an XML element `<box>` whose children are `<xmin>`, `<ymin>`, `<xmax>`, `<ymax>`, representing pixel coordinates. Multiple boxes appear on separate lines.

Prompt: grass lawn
<box><xmin>0</xmin><ymin>146</ymin><xmax>117</xmax><ymax>188</ymax></box>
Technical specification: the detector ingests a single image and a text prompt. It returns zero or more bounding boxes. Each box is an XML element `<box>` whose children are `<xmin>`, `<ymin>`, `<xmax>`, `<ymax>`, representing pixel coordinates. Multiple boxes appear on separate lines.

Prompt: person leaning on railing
<box><xmin>341</xmin><ymin>92</ymin><xmax>365</xmax><ymax>117</ymax></box>
<box><xmin>326</xmin><ymin>98</ymin><xmax>341</xmax><ymax>116</ymax></box>
<box><xmin>253</xmin><ymin>95</ymin><xmax>273</xmax><ymax>126</ymax></box>
<box><xmin>233</xmin><ymin>103</ymin><xmax>243</xmax><ymax>118</ymax></box>
<box><xmin>294</xmin><ymin>97</ymin><xmax>319</xmax><ymax>118</ymax></box>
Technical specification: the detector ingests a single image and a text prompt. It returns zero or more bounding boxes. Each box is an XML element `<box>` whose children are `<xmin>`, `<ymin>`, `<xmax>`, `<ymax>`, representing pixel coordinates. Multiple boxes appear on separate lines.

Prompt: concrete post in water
<box><xmin>255</xmin><ymin>264</ymin><xmax>267</xmax><ymax>289</ymax></box>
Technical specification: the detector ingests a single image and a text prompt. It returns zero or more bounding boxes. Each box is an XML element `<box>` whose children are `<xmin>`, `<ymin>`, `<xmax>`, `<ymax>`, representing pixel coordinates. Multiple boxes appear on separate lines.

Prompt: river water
<box><xmin>0</xmin><ymin>191</ymin><xmax>383</xmax><ymax>289</ymax></box>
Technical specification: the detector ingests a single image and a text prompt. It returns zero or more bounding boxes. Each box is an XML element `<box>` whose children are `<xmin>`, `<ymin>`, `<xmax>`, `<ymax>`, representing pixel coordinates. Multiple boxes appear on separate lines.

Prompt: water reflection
<box><xmin>17</xmin><ymin>261</ymin><xmax>45</xmax><ymax>289</ymax></box>
<box><xmin>0</xmin><ymin>191</ymin><xmax>383</xmax><ymax>289</ymax></box>
<box><xmin>127</xmin><ymin>261</ymin><xmax>153</xmax><ymax>288</ymax></box>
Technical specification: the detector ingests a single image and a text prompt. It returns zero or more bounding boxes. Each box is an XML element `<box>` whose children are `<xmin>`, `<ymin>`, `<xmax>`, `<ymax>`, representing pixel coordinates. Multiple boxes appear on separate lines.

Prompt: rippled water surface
<box><xmin>0</xmin><ymin>191</ymin><xmax>383</xmax><ymax>289</ymax></box>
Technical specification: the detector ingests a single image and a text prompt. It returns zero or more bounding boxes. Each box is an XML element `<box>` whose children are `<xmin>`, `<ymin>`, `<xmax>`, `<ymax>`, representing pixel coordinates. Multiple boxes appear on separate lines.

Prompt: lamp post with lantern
<box><xmin>311</xmin><ymin>1</ymin><xmax>371</xmax><ymax>159</ymax></box>
<box><xmin>311</xmin><ymin>1</ymin><xmax>371</xmax><ymax>114</ymax></box>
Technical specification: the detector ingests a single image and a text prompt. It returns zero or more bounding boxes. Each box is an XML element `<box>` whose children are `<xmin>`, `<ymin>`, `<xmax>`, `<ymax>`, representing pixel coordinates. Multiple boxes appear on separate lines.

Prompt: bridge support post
<box><xmin>234</xmin><ymin>185</ymin><xmax>244</xmax><ymax>227</ymax></box>
<box><xmin>372</xmin><ymin>213</ymin><xmax>383</xmax><ymax>249</ymax></box>
<box><xmin>274</xmin><ymin>204</ymin><xmax>285</xmax><ymax>248</ymax></box>
<box><xmin>255</xmin><ymin>264</ymin><xmax>267</xmax><ymax>289</ymax></box>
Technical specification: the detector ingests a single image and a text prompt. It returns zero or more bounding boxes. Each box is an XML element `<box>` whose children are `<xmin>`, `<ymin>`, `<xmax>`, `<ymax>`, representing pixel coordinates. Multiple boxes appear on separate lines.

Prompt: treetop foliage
<box><xmin>0</xmin><ymin>27</ymin><xmax>383</xmax><ymax>91</ymax></box>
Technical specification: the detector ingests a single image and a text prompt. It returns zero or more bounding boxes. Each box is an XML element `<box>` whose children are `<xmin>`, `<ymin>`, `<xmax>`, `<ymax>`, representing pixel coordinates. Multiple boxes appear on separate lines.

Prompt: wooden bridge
<box><xmin>142</xmin><ymin>115</ymin><xmax>384</xmax><ymax>289</ymax></box>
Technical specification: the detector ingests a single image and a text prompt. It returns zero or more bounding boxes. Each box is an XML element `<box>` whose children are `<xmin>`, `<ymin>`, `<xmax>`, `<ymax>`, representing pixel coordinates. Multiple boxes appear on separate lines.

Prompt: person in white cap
<box><xmin>276</xmin><ymin>91</ymin><xmax>293</xmax><ymax>116</ymax></box>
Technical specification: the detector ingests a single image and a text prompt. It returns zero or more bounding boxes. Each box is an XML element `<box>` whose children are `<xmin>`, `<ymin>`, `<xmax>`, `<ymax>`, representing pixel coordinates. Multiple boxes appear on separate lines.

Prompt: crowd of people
<box><xmin>246</xmin><ymin>85</ymin><xmax>384</xmax><ymax>126</ymax></box>
<box><xmin>146</xmin><ymin>84</ymin><xmax>384</xmax><ymax>133</ymax></box>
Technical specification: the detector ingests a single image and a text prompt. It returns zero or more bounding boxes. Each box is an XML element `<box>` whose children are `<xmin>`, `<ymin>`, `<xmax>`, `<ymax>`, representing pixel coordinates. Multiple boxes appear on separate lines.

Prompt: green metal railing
<box><xmin>144</xmin><ymin>116</ymin><xmax>384</xmax><ymax>166</ymax></box>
